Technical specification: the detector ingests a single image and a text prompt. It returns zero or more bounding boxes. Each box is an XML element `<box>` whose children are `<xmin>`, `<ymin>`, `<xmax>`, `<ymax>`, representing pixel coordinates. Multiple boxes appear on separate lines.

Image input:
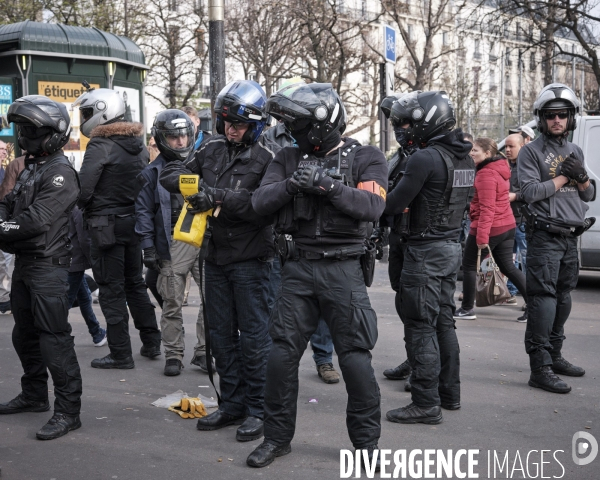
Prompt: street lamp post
<box><xmin>209</xmin><ymin>0</ymin><xmax>226</xmax><ymax>133</ymax></box>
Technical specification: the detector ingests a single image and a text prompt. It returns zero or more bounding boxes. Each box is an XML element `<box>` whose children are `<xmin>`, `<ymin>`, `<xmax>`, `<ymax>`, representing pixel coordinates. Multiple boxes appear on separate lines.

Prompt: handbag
<box><xmin>475</xmin><ymin>249</ymin><xmax>512</xmax><ymax>307</ymax></box>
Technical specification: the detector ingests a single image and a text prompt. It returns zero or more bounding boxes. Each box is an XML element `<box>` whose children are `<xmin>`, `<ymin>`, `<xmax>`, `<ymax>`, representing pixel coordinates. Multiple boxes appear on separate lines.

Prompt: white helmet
<box><xmin>73</xmin><ymin>87</ymin><xmax>126</xmax><ymax>138</ymax></box>
<box><xmin>533</xmin><ymin>83</ymin><xmax>580</xmax><ymax>134</ymax></box>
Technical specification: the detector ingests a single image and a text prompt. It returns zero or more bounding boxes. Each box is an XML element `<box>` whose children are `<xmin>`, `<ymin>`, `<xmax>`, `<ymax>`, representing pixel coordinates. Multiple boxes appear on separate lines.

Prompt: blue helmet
<box><xmin>214</xmin><ymin>80</ymin><xmax>268</xmax><ymax>144</ymax></box>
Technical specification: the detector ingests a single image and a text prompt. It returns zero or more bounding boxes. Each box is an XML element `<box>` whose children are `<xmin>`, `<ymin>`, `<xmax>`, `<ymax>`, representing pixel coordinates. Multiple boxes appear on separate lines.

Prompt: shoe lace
<box><xmin>320</xmin><ymin>363</ymin><xmax>335</xmax><ymax>372</ymax></box>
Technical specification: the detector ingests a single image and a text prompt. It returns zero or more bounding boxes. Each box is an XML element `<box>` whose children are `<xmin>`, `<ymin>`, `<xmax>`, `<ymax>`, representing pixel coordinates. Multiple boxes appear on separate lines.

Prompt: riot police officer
<box><xmin>0</xmin><ymin>96</ymin><xmax>83</xmax><ymax>440</ymax></box>
<box><xmin>378</xmin><ymin>92</ymin><xmax>417</xmax><ymax>387</ymax></box>
<box><xmin>247</xmin><ymin>82</ymin><xmax>387</xmax><ymax>468</ymax></box>
<box><xmin>75</xmin><ymin>87</ymin><xmax>162</xmax><ymax>369</ymax></box>
<box><xmin>519</xmin><ymin>84</ymin><xmax>594</xmax><ymax>393</ymax></box>
<box><xmin>160</xmin><ymin>80</ymin><xmax>279</xmax><ymax>442</ymax></box>
<box><xmin>384</xmin><ymin>91</ymin><xmax>474</xmax><ymax>424</ymax></box>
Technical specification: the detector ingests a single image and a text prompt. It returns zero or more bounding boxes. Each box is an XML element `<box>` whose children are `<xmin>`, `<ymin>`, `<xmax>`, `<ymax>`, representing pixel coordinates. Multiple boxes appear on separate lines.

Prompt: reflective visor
<box><xmin>266</xmin><ymin>96</ymin><xmax>311</xmax><ymax>121</ymax></box>
<box><xmin>80</xmin><ymin>107</ymin><xmax>94</xmax><ymax>125</ymax></box>
<box><xmin>220</xmin><ymin>81</ymin><xmax>266</xmax><ymax>107</ymax></box>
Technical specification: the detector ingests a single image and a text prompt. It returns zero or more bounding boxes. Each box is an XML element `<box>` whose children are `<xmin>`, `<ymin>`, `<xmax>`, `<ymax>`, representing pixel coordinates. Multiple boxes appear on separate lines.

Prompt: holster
<box><xmin>276</xmin><ymin>233</ymin><xmax>296</xmax><ymax>267</ymax></box>
<box><xmin>360</xmin><ymin>240</ymin><xmax>376</xmax><ymax>287</ymax></box>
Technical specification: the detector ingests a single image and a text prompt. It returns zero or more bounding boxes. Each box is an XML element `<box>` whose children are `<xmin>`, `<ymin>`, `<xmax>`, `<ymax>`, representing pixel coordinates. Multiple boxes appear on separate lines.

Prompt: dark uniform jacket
<box><xmin>509</xmin><ymin>160</ymin><xmax>524</xmax><ymax>223</ymax></box>
<box><xmin>160</xmin><ymin>135</ymin><xmax>280</xmax><ymax>265</ymax></box>
<box><xmin>0</xmin><ymin>150</ymin><xmax>79</xmax><ymax>258</ymax></box>
<box><xmin>135</xmin><ymin>154</ymin><xmax>174</xmax><ymax>260</ymax></box>
<box><xmin>69</xmin><ymin>206</ymin><xmax>92</xmax><ymax>272</ymax></box>
<box><xmin>252</xmin><ymin>137</ymin><xmax>388</xmax><ymax>250</ymax></box>
<box><xmin>385</xmin><ymin>129</ymin><xmax>473</xmax><ymax>244</ymax></box>
<box><xmin>78</xmin><ymin>122</ymin><xmax>149</xmax><ymax>216</ymax></box>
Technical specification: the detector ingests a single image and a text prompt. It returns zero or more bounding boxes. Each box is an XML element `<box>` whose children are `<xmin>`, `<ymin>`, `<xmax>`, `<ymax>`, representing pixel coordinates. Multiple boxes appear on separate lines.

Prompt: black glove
<box><xmin>371</xmin><ymin>227</ymin><xmax>389</xmax><ymax>260</ymax></box>
<box><xmin>202</xmin><ymin>183</ymin><xmax>227</xmax><ymax>205</ymax></box>
<box><xmin>187</xmin><ymin>190</ymin><xmax>214</xmax><ymax>213</ymax></box>
<box><xmin>294</xmin><ymin>165</ymin><xmax>336</xmax><ymax>196</ymax></box>
<box><xmin>561</xmin><ymin>156</ymin><xmax>589</xmax><ymax>184</ymax></box>
<box><xmin>143</xmin><ymin>247</ymin><xmax>161</xmax><ymax>272</ymax></box>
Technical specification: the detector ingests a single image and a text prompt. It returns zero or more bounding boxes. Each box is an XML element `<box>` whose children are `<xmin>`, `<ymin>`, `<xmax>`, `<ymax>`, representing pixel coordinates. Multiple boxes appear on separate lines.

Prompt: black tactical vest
<box><xmin>405</xmin><ymin>145</ymin><xmax>474</xmax><ymax>236</ymax></box>
<box><xmin>279</xmin><ymin>143</ymin><xmax>370</xmax><ymax>241</ymax></box>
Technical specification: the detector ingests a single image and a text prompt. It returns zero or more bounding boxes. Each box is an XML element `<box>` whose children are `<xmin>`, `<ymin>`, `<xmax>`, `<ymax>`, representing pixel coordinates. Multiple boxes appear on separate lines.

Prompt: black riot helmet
<box><xmin>266</xmin><ymin>82</ymin><xmax>346</xmax><ymax>157</ymax></box>
<box><xmin>389</xmin><ymin>91</ymin><xmax>456</xmax><ymax>146</ymax></box>
<box><xmin>533</xmin><ymin>83</ymin><xmax>580</xmax><ymax>135</ymax></box>
<box><xmin>7</xmin><ymin>95</ymin><xmax>72</xmax><ymax>156</ymax></box>
<box><xmin>151</xmin><ymin>110</ymin><xmax>195</xmax><ymax>161</ymax></box>
<box><xmin>214</xmin><ymin>80</ymin><xmax>268</xmax><ymax>145</ymax></box>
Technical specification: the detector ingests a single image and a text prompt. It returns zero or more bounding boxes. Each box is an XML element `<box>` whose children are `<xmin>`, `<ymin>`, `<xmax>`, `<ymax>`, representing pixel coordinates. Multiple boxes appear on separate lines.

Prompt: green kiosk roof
<box><xmin>0</xmin><ymin>20</ymin><xmax>147</xmax><ymax>69</ymax></box>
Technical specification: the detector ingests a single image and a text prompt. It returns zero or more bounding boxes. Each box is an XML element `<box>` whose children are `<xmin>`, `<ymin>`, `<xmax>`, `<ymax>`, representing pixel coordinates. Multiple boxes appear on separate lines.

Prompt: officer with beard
<box><xmin>384</xmin><ymin>91</ymin><xmax>474</xmax><ymax>425</ymax></box>
<box><xmin>0</xmin><ymin>96</ymin><xmax>82</xmax><ymax>440</ymax></box>
<box><xmin>519</xmin><ymin>83</ymin><xmax>594</xmax><ymax>393</ymax></box>
<box><xmin>247</xmin><ymin>82</ymin><xmax>387</xmax><ymax>469</ymax></box>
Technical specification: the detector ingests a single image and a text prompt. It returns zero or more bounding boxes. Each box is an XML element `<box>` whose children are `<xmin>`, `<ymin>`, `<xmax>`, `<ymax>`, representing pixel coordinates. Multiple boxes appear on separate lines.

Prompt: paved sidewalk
<box><xmin>1</xmin><ymin>268</ymin><xmax>598</xmax><ymax>479</ymax></box>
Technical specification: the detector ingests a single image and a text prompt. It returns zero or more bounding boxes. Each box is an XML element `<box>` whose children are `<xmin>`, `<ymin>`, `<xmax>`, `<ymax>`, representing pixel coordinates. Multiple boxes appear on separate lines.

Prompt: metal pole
<box><xmin>580</xmin><ymin>66</ymin><xmax>585</xmax><ymax>111</ymax></box>
<box><xmin>379</xmin><ymin>63</ymin><xmax>387</xmax><ymax>153</ymax></box>
<box><xmin>518</xmin><ymin>50</ymin><xmax>523</xmax><ymax>126</ymax></box>
<box><xmin>500</xmin><ymin>48</ymin><xmax>505</xmax><ymax>138</ymax></box>
<box><xmin>209</xmin><ymin>0</ymin><xmax>226</xmax><ymax>134</ymax></box>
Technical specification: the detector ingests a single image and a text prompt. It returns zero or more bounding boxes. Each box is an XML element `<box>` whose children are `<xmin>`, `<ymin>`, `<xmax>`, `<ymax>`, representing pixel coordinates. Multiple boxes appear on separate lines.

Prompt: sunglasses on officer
<box><xmin>543</xmin><ymin>111</ymin><xmax>569</xmax><ymax>120</ymax></box>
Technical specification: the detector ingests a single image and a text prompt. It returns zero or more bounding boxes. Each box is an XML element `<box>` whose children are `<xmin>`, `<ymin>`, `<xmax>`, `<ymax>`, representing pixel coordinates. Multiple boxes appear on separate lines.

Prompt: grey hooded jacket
<box><xmin>517</xmin><ymin>134</ymin><xmax>594</xmax><ymax>228</ymax></box>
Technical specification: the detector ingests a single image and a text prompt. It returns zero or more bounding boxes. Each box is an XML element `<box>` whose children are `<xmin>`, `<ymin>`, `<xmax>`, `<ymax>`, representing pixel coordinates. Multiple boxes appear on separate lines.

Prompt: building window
<box><xmin>530</xmin><ymin>52</ymin><xmax>536</xmax><ymax>71</ymax></box>
<box><xmin>407</xmin><ymin>24</ymin><xmax>414</xmax><ymax>42</ymax></box>
<box><xmin>442</xmin><ymin>31</ymin><xmax>449</xmax><ymax>46</ymax></box>
<box><xmin>489</xmin><ymin>68</ymin><xmax>496</xmax><ymax>90</ymax></box>
<box><xmin>474</xmin><ymin>39</ymin><xmax>481</xmax><ymax>59</ymax></box>
<box><xmin>169</xmin><ymin>0</ymin><xmax>178</xmax><ymax>12</ymax></box>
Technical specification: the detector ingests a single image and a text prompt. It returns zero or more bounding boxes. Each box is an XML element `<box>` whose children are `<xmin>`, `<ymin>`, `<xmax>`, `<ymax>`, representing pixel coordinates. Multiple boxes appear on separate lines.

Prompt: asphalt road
<box><xmin>1</xmin><ymin>266</ymin><xmax>598</xmax><ymax>480</ymax></box>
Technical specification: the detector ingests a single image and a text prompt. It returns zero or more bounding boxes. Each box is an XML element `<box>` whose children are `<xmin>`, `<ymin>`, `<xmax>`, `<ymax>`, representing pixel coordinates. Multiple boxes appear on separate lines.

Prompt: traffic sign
<box><xmin>383</xmin><ymin>25</ymin><xmax>396</xmax><ymax>64</ymax></box>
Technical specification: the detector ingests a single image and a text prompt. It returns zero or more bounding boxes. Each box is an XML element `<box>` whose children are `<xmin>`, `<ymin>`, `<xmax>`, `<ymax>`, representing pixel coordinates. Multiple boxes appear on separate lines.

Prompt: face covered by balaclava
<box><xmin>18</xmin><ymin>125</ymin><xmax>53</xmax><ymax>157</ymax></box>
<box><xmin>393</xmin><ymin>123</ymin><xmax>409</xmax><ymax>149</ymax></box>
<box><xmin>291</xmin><ymin>124</ymin><xmax>342</xmax><ymax>158</ymax></box>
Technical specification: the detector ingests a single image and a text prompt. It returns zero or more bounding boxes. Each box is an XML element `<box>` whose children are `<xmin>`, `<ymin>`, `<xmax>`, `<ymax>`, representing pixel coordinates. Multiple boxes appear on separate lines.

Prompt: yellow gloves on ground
<box><xmin>168</xmin><ymin>397</ymin><xmax>208</xmax><ymax>419</ymax></box>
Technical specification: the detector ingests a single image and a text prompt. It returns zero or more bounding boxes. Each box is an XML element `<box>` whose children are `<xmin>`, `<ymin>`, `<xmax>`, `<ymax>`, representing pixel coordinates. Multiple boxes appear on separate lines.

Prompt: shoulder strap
<box><xmin>338</xmin><ymin>142</ymin><xmax>360</xmax><ymax>188</ymax></box>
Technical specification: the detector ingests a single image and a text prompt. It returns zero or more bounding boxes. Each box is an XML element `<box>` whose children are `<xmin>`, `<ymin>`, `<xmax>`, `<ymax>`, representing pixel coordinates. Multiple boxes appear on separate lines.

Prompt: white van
<box><xmin>499</xmin><ymin>117</ymin><xmax>599</xmax><ymax>270</ymax></box>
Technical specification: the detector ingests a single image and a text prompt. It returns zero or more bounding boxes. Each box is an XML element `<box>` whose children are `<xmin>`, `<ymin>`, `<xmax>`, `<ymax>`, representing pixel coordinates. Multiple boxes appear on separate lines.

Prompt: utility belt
<box><xmin>522</xmin><ymin>205</ymin><xmax>595</xmax><ymax>239</ymax></box>
<box><xmin>276</xmin><ymin>234</ymin><xmax>376</xmax><ymax>286</ymax></box>
<box><xmin>15</xmin><ymin>254</ymin><xmax>72</xmax><ymax>266</ymax></box>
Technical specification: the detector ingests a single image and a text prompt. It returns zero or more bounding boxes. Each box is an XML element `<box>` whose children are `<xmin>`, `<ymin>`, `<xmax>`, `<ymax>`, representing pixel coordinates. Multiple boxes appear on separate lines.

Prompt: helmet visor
<box><xmin>266</xmin><ymin>96</ymin><xmax>312</xmax><ymax>122</ymax></box>
<box><xmin>157</xmin><ymin>124</ymin><xmax>194</xmax><ymax>152</ymax></box>
<box><xmin>80</xmin><ymin>107</ymin><xmax>95</xmax><ymax>124</ymax></box>
<box><xmin>218</xmin><ymin>81</ymin><xmax>266</xmax><ymax>108</ymax></box>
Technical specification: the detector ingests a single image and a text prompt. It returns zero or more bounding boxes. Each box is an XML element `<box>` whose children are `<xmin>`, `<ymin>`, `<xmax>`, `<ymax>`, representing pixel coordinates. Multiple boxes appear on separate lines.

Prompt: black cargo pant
<box><xmin>264</xmin><ymin>257</ymin><xmax>381</xmax><ymax>448</ymax></box>
<box><xmin>90</xmin><ymin>215</ymin><xmax>161</xmax><ymax>359</ymax></box>
<box><xmin>525</xmin><ymin>230</ymin><xmax>579</xmax><ymax>370</ymax></box>
<box><xmin>11</xmin><ymin>261</ymin><xmax>82</xmax><ymax>415</ymax></box>
<box><xmin>399</xmin><ymin>240</ymin><xmax>461</xmax><ymax>407</ymax></box>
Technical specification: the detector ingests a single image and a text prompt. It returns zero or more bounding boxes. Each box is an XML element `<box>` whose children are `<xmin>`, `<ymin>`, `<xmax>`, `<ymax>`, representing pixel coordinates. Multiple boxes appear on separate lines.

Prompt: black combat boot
<box><xmin>551</xmin><ymin>357</ymin><xmax>585</xmax><ymax>377</ymax></box>
<box><xmin>0</xmin><ymin>393</ymin><xmax>50</xmax><ymax>415</ymax></box>
<box><xmin>529</xmin><ymin>366</ymin><xmax>571</xmax><ymax>393</ymax></box>
<box><xmin>247</xmin><ymin>440</ymin><xmax>291</xmax><ymax>468</ymax></box>
<box><xmin>36</xmin><ymin>413</ymin><xmax>81</xmax><ymax>440</ymax></box>
<box><xmin>383</xmin><ymin>359</ymin><xmax>412</xmax><ymax>380</ymax></box>
<box><xmin>386</xmin><ymin>403</ymin><xmax>443</xmax><ymax>424</ymax></box>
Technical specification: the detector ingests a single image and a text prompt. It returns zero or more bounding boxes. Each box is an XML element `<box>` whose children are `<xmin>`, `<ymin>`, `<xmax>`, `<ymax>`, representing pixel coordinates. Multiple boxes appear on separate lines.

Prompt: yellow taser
<box><xmin>173</xmin><ymin>174</ymin><xmax>212</xmax><ymax>247</ymax></box>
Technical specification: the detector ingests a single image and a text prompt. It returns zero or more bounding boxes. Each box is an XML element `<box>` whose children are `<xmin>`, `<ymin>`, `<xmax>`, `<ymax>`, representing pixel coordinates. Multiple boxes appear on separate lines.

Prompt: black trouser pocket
<box><xmin>399</xmin><ymin>271</ymin><xmax>428</xmax><ymax>320</ymax></box>
<box><xmin>89</xmin><ymin>215</ymin><xmax>116</xmax><ymax>250</ymax></box>
<box><xmin>347</xmin><ymin>291</ymin><xmax>378</xmax><ymax>350</ymax></box>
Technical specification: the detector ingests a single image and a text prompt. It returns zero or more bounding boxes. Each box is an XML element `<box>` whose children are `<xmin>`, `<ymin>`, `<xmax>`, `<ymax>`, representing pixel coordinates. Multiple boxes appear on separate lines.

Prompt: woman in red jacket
<box><xmin>454</xmin><ymin>138</ymin><xmax>527</xmax><ymax>320</ymax></box>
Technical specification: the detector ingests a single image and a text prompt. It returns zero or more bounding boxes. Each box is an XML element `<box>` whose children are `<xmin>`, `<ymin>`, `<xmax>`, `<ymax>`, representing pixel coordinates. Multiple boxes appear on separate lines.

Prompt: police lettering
<box><xmin>453</xmin><ymin>169</ymin><xmax>475</xmax><ymax>188</ymax></box>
